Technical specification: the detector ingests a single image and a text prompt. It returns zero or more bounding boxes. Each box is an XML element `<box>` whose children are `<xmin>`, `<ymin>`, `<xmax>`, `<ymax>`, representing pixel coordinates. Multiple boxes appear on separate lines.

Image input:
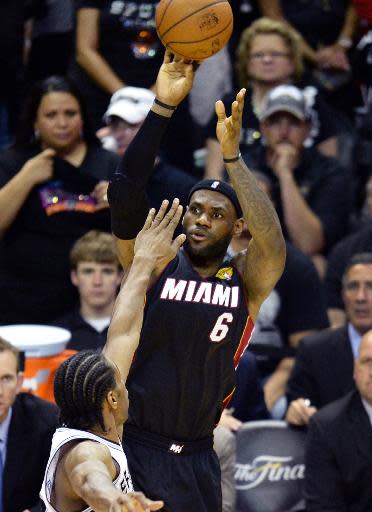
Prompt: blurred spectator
<box><xmin>325</xmin><ymin>229</ymin><xmax>372</xmax><ymax>327</ymax></box>
<box><xmin>71</xmin><ymin>0</ymin><xmax>163</xmax><ymax>130</ymax></box>
<box><xmin>0</xmin><ymin>76</ymin><xmax>119</xmax><ymax>324</ymax></box>
<box><xmin>205</xmin><ymin>17</ymin><xmax>350</xmax><ymax>180</ymax></box>
<box><xmin>228</xmin><ymin>0</ymin><xmax>263</xmax><ymax>70</ymax></box>
<box><xmin>71</xmin><ymin>1</ymin><xmax>199</xmax><ymax>173</ymax></box>
<box><xmin>99</xmin><ymin>86</ymin><xmax>197</xmax><ymax>209</ymax></box>
<box><xmin>0</xmin><ymin>0</ymin><xmax>46</xmax><ymax>149</ymax></box>
<box><xmin>0</xmin><ymin>336</ymin><xmax>58</xmax><ymax>512</ymax></box>
<box><xmin>262</xmin><ymin>0</ymin><xmax>357</xmax><ymax>70</ymax></box>
<box><xmin>286</xmin><ymin>253</ymin><xmax>372</xmax><ymax>426</ymax></box>
<box><xmin>242</xmin><ymin>84</ymin><xmax>351</xmax><ymax>260</ymax></box>
<box><xmin>229</xmin><ymin>350</ymin><xmax>269</xmax><ymax>422</ymax></box>
<box><xmin>263</xmin><ymin>1</ymin><xmax>362</xmax><ymax>118</ymax></box>
<box><xmin>352</xmin><ymin>105</ymin><xmax>372</xmax><ymax>210</ymax></box>
<box><xmin>228</xmin><ymin>175</ymin><xmax>328</xmax><ymax>416</ymax></box>
<box><xmin>54</xmin><ymin>231</ymin><xmax>122</xmax><ymax>351</ymax></box>
<box><xmin>305</xmin><ymin>329</ymin><xmax>372</xmax><ymax>512</ymax></box>
<box><xmin>26</xmin><ymin>0</ymin><xmax>74</xmax><ymax>82</ymax></box>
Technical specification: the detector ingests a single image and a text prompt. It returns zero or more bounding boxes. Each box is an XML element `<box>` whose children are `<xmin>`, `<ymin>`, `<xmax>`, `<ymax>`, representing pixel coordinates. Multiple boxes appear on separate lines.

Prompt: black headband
<box><xmin>187</xmin><ymin>180</ymin><xmax>243</xmax><ymax>218</ymax></box>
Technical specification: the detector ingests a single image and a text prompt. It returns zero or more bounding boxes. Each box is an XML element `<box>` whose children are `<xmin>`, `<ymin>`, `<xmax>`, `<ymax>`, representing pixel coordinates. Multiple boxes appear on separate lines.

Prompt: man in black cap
<box><xmin>242</xmin><ymin>84</ymin><xmax>351</xmax><ymax>263</ymax></box>
<box><xmin>107</xmin><ymin>50</ymin><xmax>286</xmax><ymax>512</ymax></box>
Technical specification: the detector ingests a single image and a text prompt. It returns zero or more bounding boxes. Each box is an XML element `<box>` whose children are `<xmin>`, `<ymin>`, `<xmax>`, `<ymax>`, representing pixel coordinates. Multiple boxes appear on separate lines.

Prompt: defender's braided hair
<box><xmin>54</xmin><ymin>350</ymin><xmax>116</xmax><ymax>431</ymax></box>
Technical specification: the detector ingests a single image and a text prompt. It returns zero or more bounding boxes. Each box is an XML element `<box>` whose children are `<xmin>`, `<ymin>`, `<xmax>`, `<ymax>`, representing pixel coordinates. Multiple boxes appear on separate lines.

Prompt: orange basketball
<box><xmin>156</xmin><ymin>0</ymin><xmax>233</xmax><ymax>61</ymax></box>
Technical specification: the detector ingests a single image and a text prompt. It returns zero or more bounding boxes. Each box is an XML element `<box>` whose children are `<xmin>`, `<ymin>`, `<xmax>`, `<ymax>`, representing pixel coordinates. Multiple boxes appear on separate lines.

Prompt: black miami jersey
<box><xmin>126</xmin><ymin>249</ymin><xmax>254</xmax><ymax>441</ymax></box>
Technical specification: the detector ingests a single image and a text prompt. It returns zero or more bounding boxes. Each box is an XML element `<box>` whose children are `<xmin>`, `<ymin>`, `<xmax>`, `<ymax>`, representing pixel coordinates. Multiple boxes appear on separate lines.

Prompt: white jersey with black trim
<box><xmin>40</xmin><ymin>427</ymin><xmax>133</xmax><ymax>512</ymax></box>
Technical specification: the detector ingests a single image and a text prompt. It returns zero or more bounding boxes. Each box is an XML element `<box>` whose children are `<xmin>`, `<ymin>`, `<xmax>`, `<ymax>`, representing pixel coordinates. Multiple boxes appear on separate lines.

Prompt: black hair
<box><xmin>14</xmin><ymin>75</ymin><xmax>99</xmax><ymax>148</ymax></box>
<box><xmin>54</xmin><ymin>350</ymin><xmax>116</xmax><ymax>431</ymax></box>
<box><xmin>342</xmin><ymin>252</ymin><xmax>372</xmax><ymax>286</ymax></box>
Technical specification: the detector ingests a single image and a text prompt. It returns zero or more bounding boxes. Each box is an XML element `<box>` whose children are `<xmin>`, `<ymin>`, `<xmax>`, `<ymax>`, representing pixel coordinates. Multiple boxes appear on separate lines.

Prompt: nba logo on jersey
<box><xmin>211</xmin><ymin>181</ymin><xmax>220</xmax><ymax>189</ymax></box>
<box><xmin>169</xmin><ymin>443</ymin><xmax>184</xmax><ymax>454</ymax></box>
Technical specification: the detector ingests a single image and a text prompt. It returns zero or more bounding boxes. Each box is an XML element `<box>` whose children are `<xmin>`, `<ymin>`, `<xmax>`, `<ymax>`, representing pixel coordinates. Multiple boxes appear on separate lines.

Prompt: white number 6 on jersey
<box><xmin>209</xmin><ymin>312</ymin><xmax>233</xmax><ymax>343</ymax></box>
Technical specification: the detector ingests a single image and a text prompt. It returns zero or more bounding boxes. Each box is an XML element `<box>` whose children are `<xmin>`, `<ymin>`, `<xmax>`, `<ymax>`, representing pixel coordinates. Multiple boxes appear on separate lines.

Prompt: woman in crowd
<box><xmin>71</xmin><ymin>0</ymin><xmax>163</xmax><ymax>130</ymax></box>
<box><xmin>70</xmin><ymin>0</ymin><xmax>198</xmax><ymax>173</ymax></box>
<box><xmin>204</xmin><ymin>17</ymin><xmax>350</xmax><ymax>180</ymax></box>
<box><xmin>0</xmin><ymin>76</ymin><xmax>119</xmax><ymax>324</ymax></box>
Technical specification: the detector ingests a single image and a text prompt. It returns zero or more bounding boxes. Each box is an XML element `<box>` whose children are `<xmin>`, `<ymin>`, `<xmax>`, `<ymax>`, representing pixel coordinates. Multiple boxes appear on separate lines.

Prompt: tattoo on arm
<box><xmin>226</xmin><ymin>158</ymin><xmax>281</xmax><ymax>237</ymax></box>
<box><xmin>227</xmin><ymin>157</ymin><xmax>285</xmax><ymax>317</ymax></box>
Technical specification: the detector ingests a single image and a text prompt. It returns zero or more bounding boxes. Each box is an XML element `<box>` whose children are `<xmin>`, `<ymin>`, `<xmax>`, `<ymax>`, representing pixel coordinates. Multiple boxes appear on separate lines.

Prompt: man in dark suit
<box><xmin>305</xmin><ymin>329</ymin><xmax>372</xmax><ymax>512</ymax></box>
<box><xmin>285</xmin><ymin>253</ymin><xmax>372</xmax><ymax>426</ymax></box>
<box><xmin>0</xmin><ymin>336</ymin><xmax>58</xmax><ymax>512</ymax></box>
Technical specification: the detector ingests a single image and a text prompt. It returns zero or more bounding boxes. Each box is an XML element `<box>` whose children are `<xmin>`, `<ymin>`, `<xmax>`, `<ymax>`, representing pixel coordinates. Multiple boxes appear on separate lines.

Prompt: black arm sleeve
<box><xmin>107</xmin><ymin>110</ymin><xmax>172</xmax><ymax>239</ymax></box>
<box><xmin>115</xmin><ymin>110</ymin><xmax>171</xmax><ymax>190</ymax></box>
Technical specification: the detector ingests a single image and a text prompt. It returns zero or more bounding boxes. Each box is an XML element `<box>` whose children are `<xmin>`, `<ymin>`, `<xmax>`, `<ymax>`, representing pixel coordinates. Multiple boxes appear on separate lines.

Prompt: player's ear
<box><xmin>107</xmin><ymin>390</ymin><xmax>118</xmax><ymax>410</ymax></box>
<box><xmin>232</xmin><ymin>218</ymin><xmax>244</xmax><ymax>238</ymax></box>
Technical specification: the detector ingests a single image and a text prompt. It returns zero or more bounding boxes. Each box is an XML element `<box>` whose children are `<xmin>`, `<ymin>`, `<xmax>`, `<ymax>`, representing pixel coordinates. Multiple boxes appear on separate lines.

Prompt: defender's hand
<box><xmin>109</xmin><ymin>491</ymin><xmax>164</xmax><ymax>511</ymax></box>
<box><xmin>215</xmin><ymin>88</ymin><xmax>246</xmax><ymax>160</ymax></box>
<box><xmin>134</xmin><ymin>199</ymin><xmax>186</xmax><ymax>270</ymax></box>
<box><xmin>155</xmin><ymin>50</ymin><xmax>195</xmax><ymax>107</ymax></box>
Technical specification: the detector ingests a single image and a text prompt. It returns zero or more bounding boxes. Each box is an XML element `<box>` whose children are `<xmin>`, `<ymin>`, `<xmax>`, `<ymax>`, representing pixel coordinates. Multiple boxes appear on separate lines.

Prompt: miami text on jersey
<box><xmin>160</xmin><ymin>278</ymin><xmax>240</xmax><ymax>308</ymax></box>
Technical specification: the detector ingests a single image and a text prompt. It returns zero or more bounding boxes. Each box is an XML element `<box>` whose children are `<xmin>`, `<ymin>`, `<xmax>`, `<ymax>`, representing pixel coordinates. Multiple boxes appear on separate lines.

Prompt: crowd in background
<box><xmin>0</xmin><ymin>0</ymin><xmax>372</xmax><ymax>511</ymax></box>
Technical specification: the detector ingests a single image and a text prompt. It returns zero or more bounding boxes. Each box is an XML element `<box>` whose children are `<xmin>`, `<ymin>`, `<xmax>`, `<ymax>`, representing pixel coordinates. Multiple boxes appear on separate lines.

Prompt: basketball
<box><xmin>155</xmin><ymin>0</ymin><xmax>233</xmax><ymax>61</ymax></box>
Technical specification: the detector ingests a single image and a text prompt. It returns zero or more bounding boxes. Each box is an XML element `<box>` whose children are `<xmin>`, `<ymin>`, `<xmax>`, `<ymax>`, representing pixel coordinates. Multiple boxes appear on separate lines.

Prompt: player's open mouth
<box><xmin>191</xmin><ymin>232</ymin><xmax>207</xmax><ymax>241</ymax></box>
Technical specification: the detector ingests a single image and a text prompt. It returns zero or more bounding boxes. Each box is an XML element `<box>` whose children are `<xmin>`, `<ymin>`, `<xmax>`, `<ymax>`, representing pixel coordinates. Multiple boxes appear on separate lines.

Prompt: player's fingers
<box><xmin>147</xmin><ymin>501</ymin><xmax>165</xmax><ymax>510</ymax></box>
<box><xmin>152</xmin><ymin>200</ymin><xmax>169</xmax><ymax>227</ymax></box>
<box><xmin>143</xmin><ymin>208</ymin><xmax>156</xmax><ymax>230</ymax></box>
<box><xmin>224</xmin><ymin>117</ymin><xmax>234</xmax><ymax>135</ymax></box>
<box><xmin>165</xmin><ymin>204</ymin><xmax>183</xmax><ymax>232</ymax></box>
<box><xmin>163</xmin><ymin>49</ymin><xmax>173</xmax><ymax>64</ymax></box>
<box><xmin>131</xmin><ymin>492</ymin><xmax>164</xmax><ymax>511</ymax></box>
<box><xmin>215</xmin><ymin>100</ymin><xmax>226</xmax><ymax>122</ymax></box>
<box><xmin>158</xmin><ymin>198</ymin><xmax>180</xmax><ymax>228</ymax></box>
<box><xmin>236</xmin><ymin>88</ymin><xmax>246</xmax><ymax>105</ymax></box>
<box><xmin>121</xmin><ymin>500</ymin><xmax>137</xmax><ymax>512</ymax></box>
<box><xmin>231</xmin><ymin>100</ymin><xmax>240</xmax><ymax>122</ymax></box>
<box><xmin>172</xmin><ymin>233</ymin><xmax>186</xmax><ymax>251</ymax></box>
<box><xmin>185</xmin><ymin>63</ymin><xmax>195</xmax><ymax>81</ymax></box>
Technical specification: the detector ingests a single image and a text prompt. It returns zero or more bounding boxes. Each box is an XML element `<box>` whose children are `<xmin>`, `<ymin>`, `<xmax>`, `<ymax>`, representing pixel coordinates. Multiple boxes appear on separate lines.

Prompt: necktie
<box><xmin>0</xmin><ymin>441</ymin><xmax>4</xmax><ymax>512</ymax></box>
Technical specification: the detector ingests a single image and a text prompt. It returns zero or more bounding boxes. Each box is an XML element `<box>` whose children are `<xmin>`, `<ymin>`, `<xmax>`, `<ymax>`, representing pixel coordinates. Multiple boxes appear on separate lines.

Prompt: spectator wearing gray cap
<box><xmin>241</xmin><ymin>84</ymin><xmax>352</xmax><ymax>272</ymax></box>
<box><xmin>98</xmin><ymin>86</ymin><xmax>197</xmax><ymax>211</ymax></box>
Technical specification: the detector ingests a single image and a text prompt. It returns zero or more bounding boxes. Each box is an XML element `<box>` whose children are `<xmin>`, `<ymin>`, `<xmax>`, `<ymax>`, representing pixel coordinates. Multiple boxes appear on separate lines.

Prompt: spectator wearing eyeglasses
<box><xmin>286</xmin><ymin>253</ymin><xmax>372</xmax><ymax>427</ymax></box>
<box><xmin>204</xmin><ymin>17</ymin><xmax>351</xmax><ymax>181</ymax></box>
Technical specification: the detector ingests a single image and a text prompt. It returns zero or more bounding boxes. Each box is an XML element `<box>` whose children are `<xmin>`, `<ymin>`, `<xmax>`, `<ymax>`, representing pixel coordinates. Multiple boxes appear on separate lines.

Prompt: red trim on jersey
<box><xmin>222</xmin><ymin>316</ymin><xmax>255</xmax><ymax>410</ymax></box>
<box><xmin>222</xmin><ymin>386</ymin><xmax>236</xmax><ymax>410</ymax></box>
<box><xmin>233</xmin><ymin>315</ymin><xmax>255</xmax><ymax>369</ymax></box>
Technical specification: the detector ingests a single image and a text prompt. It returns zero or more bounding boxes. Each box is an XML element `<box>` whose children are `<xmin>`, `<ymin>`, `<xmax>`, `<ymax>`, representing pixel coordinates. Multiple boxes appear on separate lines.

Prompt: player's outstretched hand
<box><xmin>155</xmin><ymin>49</ymin><xmax>195</xmax><ymax>108</ymax></box>
<box><xmin>109</xmin><ymin>490</ymin><xmax>163</xmax><ymax>511</ymax></box>
<box><xmin>134</xmin><ymin>198</ymin><xmax>186</xmax><ymax>270</ymax></box>
<box><xmin>215</xmin><ymin>88</ymin><xmax>246</xmax><ymax>160</ymax></box>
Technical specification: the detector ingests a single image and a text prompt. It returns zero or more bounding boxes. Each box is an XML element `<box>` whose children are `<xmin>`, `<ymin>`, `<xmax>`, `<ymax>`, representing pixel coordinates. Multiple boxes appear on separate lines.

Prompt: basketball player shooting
<box><xmin>40</xmin><ymin>202</ymin><xmax>185</xmax><ymax>512</ymax></box>
<box><xmin>107</xmin><ymin>51</ymin><xmax>286</xmax><ymax>511</ymax></box>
